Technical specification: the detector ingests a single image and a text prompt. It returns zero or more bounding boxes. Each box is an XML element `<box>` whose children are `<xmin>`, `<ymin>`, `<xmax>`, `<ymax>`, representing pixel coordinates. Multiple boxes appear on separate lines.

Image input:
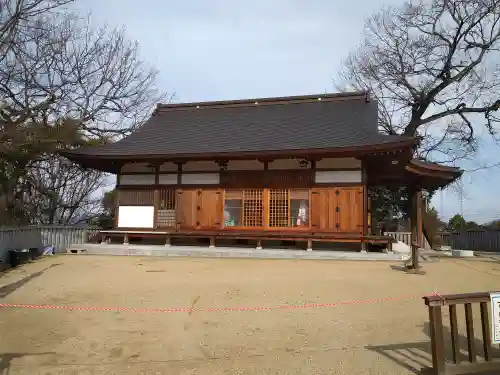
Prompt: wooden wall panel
<box><xmin>316</xmin><ymin>157</ymin><xmax>361</xmax><ymax>169</ymax></box>
<box><xmin>221</xmin><ymin>170</ymin><xmax>314</xmax><ymax>188</ymax></box>
<box><xmin>198</xmin><ymin>189</ymin><xmax>222</xmax><ymax>229</ymax></box>
<box><xmin>119</xmin><ymin>174</ymin><xmax>155</xmax><ymax>185</ymax></box>
<box><xmin>118</xmin><ymin>188</ymin><xmax>154</xmax><ymax>205</ymax></box>
<box><xmin>268</xmin><ymin>170</ymin><xmax>314</xmax><ymax>188</ymax></box>
<box><xmin>182</xmin><ymin>161</ymin><xmax>219</xmax><ymax>171</ymax></box>
<box><xmin>220</xmin><ymin>171</ymin><xmax>262</xmax><ymax>188</ymax></box>
<box><xmin>173</xmin><ymin>186</ymin><xmax>365</xmax><ymax>233</ymax></box>
<box><xmin>176</xmin><ymin>189</ymin><xmax>197</xmax><ymax>229</ymax></box>
<box><xmin>314</xmin><ymin>170</ymin><xmax>362</xmax><ymax>184</ymax></box>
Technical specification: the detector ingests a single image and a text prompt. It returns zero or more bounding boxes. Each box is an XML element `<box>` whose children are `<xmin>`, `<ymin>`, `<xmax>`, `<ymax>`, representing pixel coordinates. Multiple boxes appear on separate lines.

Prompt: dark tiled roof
<box><xmin>63</xmin><ymin>92</ymin><xmax>416</xmax><ymax>159</ymax></box>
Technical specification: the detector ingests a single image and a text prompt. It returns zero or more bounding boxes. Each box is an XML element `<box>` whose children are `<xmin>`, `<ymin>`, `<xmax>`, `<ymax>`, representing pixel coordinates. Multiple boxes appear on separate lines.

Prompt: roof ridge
<box><xmin>154</xmin><ymin>91</ymin><xmax>369</xmax><ymax>113</ymax></box>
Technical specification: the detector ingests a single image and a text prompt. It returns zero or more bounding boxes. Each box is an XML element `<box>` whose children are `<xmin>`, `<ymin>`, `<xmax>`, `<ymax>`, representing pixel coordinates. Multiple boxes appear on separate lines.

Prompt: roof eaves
<box><xmin>59</xmin><ymin>136</ymin><xmax>418</xmax><ymax>160</ymax></box>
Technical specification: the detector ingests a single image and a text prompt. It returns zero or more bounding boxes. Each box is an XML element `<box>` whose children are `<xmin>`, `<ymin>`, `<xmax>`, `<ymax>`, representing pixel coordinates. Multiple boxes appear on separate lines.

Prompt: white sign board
<box><xmin>491</xmin><ymin>292</ymin><xmax>500</xmax><ymax>344</ymax></box>
<box><xmin>117</xmin><ymin>206</ymin><xmax>154</xmax><ymax>228</ymax></box>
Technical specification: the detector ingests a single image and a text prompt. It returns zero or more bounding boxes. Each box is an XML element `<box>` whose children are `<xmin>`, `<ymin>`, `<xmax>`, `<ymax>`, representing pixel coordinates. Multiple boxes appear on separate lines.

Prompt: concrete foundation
<box><xmin>67</xmin><ymin>244</ymin><xmax>405</xmax><ymax>261</ymax></box>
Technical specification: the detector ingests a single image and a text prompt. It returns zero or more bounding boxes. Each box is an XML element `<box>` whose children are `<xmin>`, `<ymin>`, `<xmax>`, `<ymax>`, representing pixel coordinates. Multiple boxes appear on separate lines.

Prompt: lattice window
<box><xmin>223</xmin><ymin>189</ymin><xmax>263</xmax><ymax>227</ymax></box>
<box><xmin>159</xmin><ymin>188</ymin><xmax>175</xmax><ymax>210</ymax></box>
<box><xmin>269</xmin><ymin>189</ymin><xmax>289</xmax><ymax>227</ymax></box>
<box><xmin>157</xmin><ymin>188</ymin><xmax>176</xmax><ymax>227</ymax></box>
<box><xmin>118</xmin><ymin>189</ymin><xmax>154</xmax><ymax>205</ymax></box>
<box><xmin>242</xmin><ymin>189</ymin><xmax>263</xmax><ymax>227</ymax></box>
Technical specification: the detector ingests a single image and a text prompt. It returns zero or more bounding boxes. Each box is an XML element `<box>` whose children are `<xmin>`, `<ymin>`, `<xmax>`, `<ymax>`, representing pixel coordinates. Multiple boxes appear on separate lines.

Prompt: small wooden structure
<box><xmin>61</xmin><ymin>92</ymin><xmax>461</xmax><ymax>257</ymax></box>
<box><xmin>424</xmin><ymin>292</ymin><xmax>500</xmax><ymax>374</ymax></box>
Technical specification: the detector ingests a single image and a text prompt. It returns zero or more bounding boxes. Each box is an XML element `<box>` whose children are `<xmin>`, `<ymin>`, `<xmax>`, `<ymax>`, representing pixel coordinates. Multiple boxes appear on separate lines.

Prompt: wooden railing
<box><xmin>423</xmin><ymin>292</ymin><xmax>500</xmax><ymax>374</ymax></box>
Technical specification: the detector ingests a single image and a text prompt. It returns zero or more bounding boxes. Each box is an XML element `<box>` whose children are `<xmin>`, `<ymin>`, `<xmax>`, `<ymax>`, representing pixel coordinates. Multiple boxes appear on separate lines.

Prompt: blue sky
<box><xmin>75</xmin><ymin>0</ymin><xmax>500</xmax><ymax>224</ymax></box>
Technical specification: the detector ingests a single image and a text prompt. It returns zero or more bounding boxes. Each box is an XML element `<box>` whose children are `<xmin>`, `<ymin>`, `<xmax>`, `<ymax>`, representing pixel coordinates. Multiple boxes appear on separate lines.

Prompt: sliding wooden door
<box><xmin>198</xmin><ymin>189</ymin><xmax>222</xmax><ymax>229</ymax></box>
<box><xmin>176</xmin><ymin>189</ymin><xmax>197</xmax><ymax>229</ymax></box>
<box><xmin>311</xmin><ymin>187</ymin><xmax>363</xmax><ymax>233</ymax></box>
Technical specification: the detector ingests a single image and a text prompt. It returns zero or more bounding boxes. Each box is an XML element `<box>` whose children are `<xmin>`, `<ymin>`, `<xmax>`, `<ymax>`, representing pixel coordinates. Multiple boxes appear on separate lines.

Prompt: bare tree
<box><xmin>338</xmin><ymin>0</ymin><xmax>500</xmax><ymax>227</ymax></box>
<box><xmin>0</xmin><ymin>0</ymin><xmax>166</xmax><ymax>225</ymax></box>
<box><xmin>23</xmin><ymin>154</ymin><xmax>110</xmax><ymax>224</ymax></box>
<box><xmin>338</xmin><ymin>0</ymin><xmax>500</xmax><ymax>164</ymax></box>
<box><xmin>0</xmin><ymin>0</ymin><xmax>72</xmax><ymax>54</ymax></box>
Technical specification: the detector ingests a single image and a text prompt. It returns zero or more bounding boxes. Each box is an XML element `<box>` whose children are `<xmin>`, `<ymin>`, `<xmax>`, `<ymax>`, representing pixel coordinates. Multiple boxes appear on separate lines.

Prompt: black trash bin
<box><xmin>8</xmin><ymin>249</ymin><xmax>32</xmax><ymax>267</ymax></box>
<box><xmin>29</xmin><ymin>247</ymin><xmax>40</xmax><ymax>260</ymax></box>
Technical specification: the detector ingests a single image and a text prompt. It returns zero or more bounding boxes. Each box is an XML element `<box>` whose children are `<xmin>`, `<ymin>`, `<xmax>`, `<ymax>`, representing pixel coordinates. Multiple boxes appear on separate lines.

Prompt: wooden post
<box><xmin>428</xmin><ymin>305</ymin><xmax>447</xmax><ymax>375</ymax></box>
<box><xmin>306</xmin><ymin>239</ymin><xmax>312</xmax><ymax>251</ymax></box>
<box><xmin>360</xmin><ymin>240</ymin><xmax>367</xmax><ymax>253</ymax></box>
<box><xmin>175</xmin><ymin>161</ymin><xmax>183</xmax><ymax>185</ymax></box>
<box><xmin>411</xmin><ymin>242</ymin><xmax>420</xmax><ymax>269</ymax></box>
<box><xmin>464</xmin><ymin>303</ymin><xmax>477</xmax><ymax>363</ymax></box>
<box><xmin>101</xmin><ymin>234</ymin><xmax>107</xmax><ymax>245</ymax></box>
<box><xmin>262</xmin><ymin>159</ymin><xmax>270</xmax><ymax>187</ymax></box>
<box><xmin>209</xmin><ymin>236</ymin><xmax>216</xmax><ymax>248</ymax></box>
<box><xmin>153</xmin><ymin>165</ymin><xmax>160</xmax><ymax>229</ymax></box>
<box><xmin>262</xmin><ymin>189</ymin><xmax>270</xmax><ymax>228</ymax></box>
<box><xmin>417</xmin><ymin>191</ymin><xmax>423</xmax><ymax>249</ymax></box>
<box><xmin>449</xmin><ymin>305</ymin><xmax>460</xmax><ymax>364</ymax></box>
<box><xmin>362</xmin><ymin>164</ymin><xmax>369</xmax><ymax>235</ymax></box>
<box><xmin>256</xmin><ymin>239</ymin><xmax>262</xmax><ymax>250</ymax></box>
<box><xmin>165</xmin><ymin>235</ymin><xmax>171</xmax><ymax>247</ymax></box>
<box><xmin>115</xmin><ymin>175</ymin><xmax>121</xmax><ymax>229</ymax></box>
<box><xmin>409</xmin><ymin>188</ymin><xmax>422</xmax><ymax>269</ymax></box>
<box><xmin>123</xmin><ymin>233</ymin><xmax>129</xmax><ymax>245</ymax></box>
<box><xmin>153</xmin><ymin>189</ymin><xmax>159</xmax><ymax>229</ymax></box>
<box><xmin>480</xmin><ymin>302</ymin><xmax>492</xmax><ymax>362</ymax></box>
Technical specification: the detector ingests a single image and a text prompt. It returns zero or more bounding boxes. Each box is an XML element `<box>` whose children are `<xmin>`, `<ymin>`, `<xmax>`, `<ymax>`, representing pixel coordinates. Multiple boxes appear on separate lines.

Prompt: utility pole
<box><xmin>458</xmin><ymin>181</ymin><xmax>464</xmax><ymax>217</ymax></box>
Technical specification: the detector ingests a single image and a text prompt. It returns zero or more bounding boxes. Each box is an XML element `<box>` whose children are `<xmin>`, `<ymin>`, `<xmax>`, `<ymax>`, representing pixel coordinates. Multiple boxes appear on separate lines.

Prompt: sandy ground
<box><xmin>0</xmin><ymin>255</ymin><xmax>499</xmax><ymax>375</ymax></box>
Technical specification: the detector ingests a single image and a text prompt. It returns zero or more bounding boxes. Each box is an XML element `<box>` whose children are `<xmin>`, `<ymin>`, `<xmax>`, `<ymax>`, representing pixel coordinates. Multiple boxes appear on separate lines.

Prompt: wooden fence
<box><xmin>0</xmin><ymin>226</ymin><xmax>99</xmax><ymax>265</ymax></box>
<box><xmin>440</xmin><ymin>231</ymin><xmax>500</xmax><ymax>252</ymax></box>
<box><xmin>424</xmin><ymin>292</ymin><xmax>500</xmax><ymax>374</ymax></box>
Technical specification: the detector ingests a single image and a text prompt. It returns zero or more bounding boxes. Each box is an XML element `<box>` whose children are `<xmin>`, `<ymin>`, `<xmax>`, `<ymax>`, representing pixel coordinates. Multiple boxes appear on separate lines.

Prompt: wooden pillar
<box><xmin>114</xmin><ymin>204</ymin><xmax>119</xmax><ymax>229</ymax></box>
<box><xmin>262</xmin><ymin>159</ymin><xmax>270</xmax><ymax>187</ymax></box>
<box><xmin>114</xmin><ymin>174</ymin><xmax>121</xmax><ymax>229</ymax></box>
<box><xmin>123</xmin><ymin>233</ymin><xmax>129</xmax><ymax>245</ymax></box>
<box><xmin>409</xmin><ymin>188</ymin><xmax>423</xmax><ymax>269</ymax></box>
<box><xmin>209</xmin><ymin>236</ymin><xmax>216</xmax><ymax>248</ymax></box>
<box><xmin>362</xmin><ymin>163</ymin><xmax>369</xmax><ymax>236</ymax></box>
<box><xmin>361</xmin><ymin>161</ymin><xmax>370</xmax><ymax>253</ymax></box>
<box><xmin>256</xmin><ymin>239</ymin><xmax>263</xmax><ymax>250</ymax></box>
<box><xmin>262</xmin><ymin>189</ymin><xmax>270</xmax><ymax>228</ymax></box>
<box><xmin>306</xmin><ymin>239</ymin><xmax>312</xmax><ymax>251</ymax></box>
<box><xmin>418</xmin><ymin>192</ymin><xmax>423</xmax><ymax>248</ymax></box>
<box><xmin>153</xmin><ymin>165</ymin><xmax>160</xmax><ymax>230</ymax></box>
<box><xmin>176</xmin><ymin>161</ymin><xmax>183</xmax><ymax>185</ymax></box>
<box><xmin>165</xmin><ymin>235</ymin><xmax>171</xmax><ymax>247</ymax></box>
<box><xmin>360</xmin><ymin>241</ymin><xmax>367</xmax><ymax>253</ymax></box>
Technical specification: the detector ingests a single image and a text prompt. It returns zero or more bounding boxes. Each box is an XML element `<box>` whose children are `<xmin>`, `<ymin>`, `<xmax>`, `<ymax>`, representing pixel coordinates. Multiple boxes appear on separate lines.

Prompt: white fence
<box><xmin>0</xmin><ymin>226</ymin><xmax>99</xmax><ymax>264</ymax></box>
<box><xmin>384</xmin><ymin>231</ymin><xmax>431</xmax><ymax>249</ymax></box>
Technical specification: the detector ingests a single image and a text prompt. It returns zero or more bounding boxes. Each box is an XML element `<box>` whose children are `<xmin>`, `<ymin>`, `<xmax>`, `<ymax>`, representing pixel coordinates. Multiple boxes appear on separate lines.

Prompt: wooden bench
<box><xmin>99</xmin><ymin>230</ymin><xmax>394</xmax><ymax>252</ymax></box>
